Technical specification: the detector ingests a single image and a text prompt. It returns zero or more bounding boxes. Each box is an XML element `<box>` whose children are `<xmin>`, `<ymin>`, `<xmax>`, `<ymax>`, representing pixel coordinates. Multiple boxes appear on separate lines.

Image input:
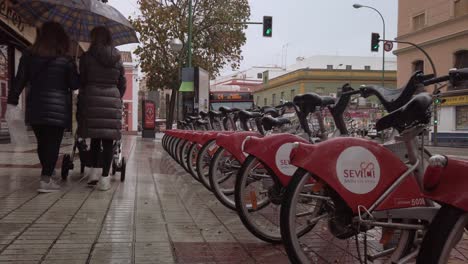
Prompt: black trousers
<box><xmin>32</xmin><ymin>125</ymin><xmax>65</xmax><ymax>177</ymax></box>
<box><xmin>90</xmin><ymin>138</ymin><xmax>114</xmax><ymax>176</ymax></box>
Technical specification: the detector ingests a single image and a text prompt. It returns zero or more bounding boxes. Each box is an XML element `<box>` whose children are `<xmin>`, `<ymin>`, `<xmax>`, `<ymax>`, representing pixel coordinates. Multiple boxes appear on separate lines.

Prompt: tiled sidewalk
<box><xmin>0</xmin><ymin>136</ymin><xmax>289</xmax><ymax>264</ymax></box>
<box><xmin>0</xmin><ymin>135</ymin><xmax>466</xmax><ymax>264</ymax></box>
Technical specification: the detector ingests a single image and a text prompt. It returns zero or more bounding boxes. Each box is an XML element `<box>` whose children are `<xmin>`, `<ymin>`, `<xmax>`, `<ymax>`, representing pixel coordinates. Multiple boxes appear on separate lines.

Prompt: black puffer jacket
<box><xmin>77</xmin><ymin>45</ymin><xmax>126</xmax><ymax>140</ymax></box>
<box><xmin>7</xmin><ymin>52</ymin><xmax>80</xmax><ymax>128</ymax></box>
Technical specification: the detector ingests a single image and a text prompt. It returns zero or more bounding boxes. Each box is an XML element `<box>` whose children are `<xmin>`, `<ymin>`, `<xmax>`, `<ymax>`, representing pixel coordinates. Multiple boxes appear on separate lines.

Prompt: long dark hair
<box><xmin>31</xmin><ymin>21</ymin><xmax>70</xmax><ymax>57</ymax></box>
<box><xmin>90</xmin><ymin>26</ymin><xmax>113</xmax><ymax>48</ymax></box>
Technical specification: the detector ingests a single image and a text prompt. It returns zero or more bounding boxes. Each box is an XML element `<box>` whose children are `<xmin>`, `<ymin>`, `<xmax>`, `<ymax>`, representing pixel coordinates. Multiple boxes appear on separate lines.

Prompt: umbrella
<box><xmin>9</xmin><ymin>0</ymin><xmax>138</xmax><ymax>46</ymax></box>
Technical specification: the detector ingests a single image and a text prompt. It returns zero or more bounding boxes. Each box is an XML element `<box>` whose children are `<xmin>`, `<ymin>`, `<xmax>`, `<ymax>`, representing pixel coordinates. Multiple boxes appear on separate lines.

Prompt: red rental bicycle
<box><xmin>279</xmin><ymin>70</ymin><xmax>464</xmax><ymax>263</ymax></box>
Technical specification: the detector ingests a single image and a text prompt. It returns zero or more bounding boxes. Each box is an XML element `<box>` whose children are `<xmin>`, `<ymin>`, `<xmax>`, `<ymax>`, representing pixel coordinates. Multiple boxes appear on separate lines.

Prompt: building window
<box><xmin>264</xmin><ymin>97</ymin><xmax>267</xmax><ymax>106</ymax></box>
<box><xmin>256</xmin><ymin>96</ymin><xmax>260</xmax><ymax>106</ymax></box>
<box><xmin>456</xmin><ymin>106</ymin><xmax>468</xmax><ymax>130</ymax></box>
<box><xmin>452</xmin><ymin>50</ymin><xmax>468</xmax><ymax>89</ymax></box>
<box><xmin>346</xmin><ymin>65</ymin><xmax>352</xmax><ymax>70</ymax></box>
<box><xmin>291</xmin><ymin>89</ymin><xmax>295</xmax><ymax>100</ymax></box>
<box><xmin>412</xmin><ymin>13</ymin><xmax>426</xmax><ymax>30</ymax></box>
<box><xmin>364</xmin><ymin>65</ymin><xmax>371</xmax><ymax>70</ymax></box>
<box><xmin>454</xmin><ymin>0</ymin><xmax>468</xmax><ymax>17</ymax></box>
<box><xmin>280</xmin><ymin>91</ymin><xmax>285</xmax><ymax>102</ymax></box>
<box><xmin>326</xmin><ymin>65</ymin><xmax>333</xmax><ymax>70</ymax></box>
<box><xmin>454</xmin><ymin>50</ymin><xmax>468</xmax><ymax>68</ymax></box>
<box><xmin>413</xmin><ymin>60</ymin><xmax>424</xmax><ymax>73</ymax></box>
<box><xmin>257</xmin><ymin>73</ymin><xmax>263</xmax><ymax>79</ymax></box>
<box><xmin>272</xmin><ymin>94</ymin><xmax>276</xmax><ymax>106</ymax></box>
<box><xmin>316</xmin><ymin>87</ymin><xmax>325</xmax><ymax>94</ymax></box>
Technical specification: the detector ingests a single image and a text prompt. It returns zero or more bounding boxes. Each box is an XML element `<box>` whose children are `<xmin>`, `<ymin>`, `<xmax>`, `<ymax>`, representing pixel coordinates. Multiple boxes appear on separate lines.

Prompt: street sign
<box><xmin>384</xmin><ymin>41</ymin><xmax>393</xmax><ymax>52</ymax></box>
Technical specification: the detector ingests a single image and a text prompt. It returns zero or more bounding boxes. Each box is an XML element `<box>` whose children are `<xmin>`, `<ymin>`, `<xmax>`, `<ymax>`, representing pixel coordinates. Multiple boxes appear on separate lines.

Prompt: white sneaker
<box><xmin>87</xmin><ymin>168</ymin><xmax>100</xmax><ymax>185</ymax></box>
<box><xmin>37</xmin><ymin>180</ymin><xmax>61</xmax><ymax>193</ymax></box>
<box><xmin>97</xmin><ymin>176</ymin><xmax>111</xmax><ymax>191</ymax></box>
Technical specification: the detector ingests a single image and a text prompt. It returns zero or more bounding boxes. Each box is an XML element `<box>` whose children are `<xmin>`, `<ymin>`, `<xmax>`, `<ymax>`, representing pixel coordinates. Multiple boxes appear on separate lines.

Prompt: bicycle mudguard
<box><xmin>290</xmin><ymin>137</ymin><xmax>426</xmax><ymax>214</ymax></box>
<box><xmin>243</xmin><ymin>133</ymin><xmax>309</xmax><ymax>186</ymax></box>
<box><xmin>199</xmin><ymin>131</ymin><xmax>234</xmax><ymax>146</ymax></box>
<box><xmin>191</xmin><ymin>132</ymin><xmax>205</xmax><ymax>144</ymax></box>
<box><xmin>424</xmin><ymin>157</ymin><xmax>468</xmax><ymax>212</ymax></box>
<box><xmin>216</xmin><ymin>131</ymin><xmax>262</xmax><ymax>163</ymax></box>
<box><xmin>164</xmin><ymin>130</ymin><xmax>179</xmax><ymax>137</ymax></box>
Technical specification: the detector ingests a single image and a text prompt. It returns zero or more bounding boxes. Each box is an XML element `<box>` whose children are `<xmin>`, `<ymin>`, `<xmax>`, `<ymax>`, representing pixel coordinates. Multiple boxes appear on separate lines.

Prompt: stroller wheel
<box><xmin>120</xmin><ymin>157</ymin><xmax>126</xmax><ymax>182</ymax></box>
<box><xmin>111</xmin><ymin>160</ymin><xmax>117</xmax><ymax>176</ymax></box>
<box><xmin>61</xmin><ymin>154</ymin><xmax>71</xmax><ymax>180</ymax></box>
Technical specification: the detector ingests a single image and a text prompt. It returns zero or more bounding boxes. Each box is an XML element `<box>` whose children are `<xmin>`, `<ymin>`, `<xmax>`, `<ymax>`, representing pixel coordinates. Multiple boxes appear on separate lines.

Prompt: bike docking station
<box><xmin>142</xmin><ymin>100</ymin><xmax>156</xmax><ymax>139</ymax></box>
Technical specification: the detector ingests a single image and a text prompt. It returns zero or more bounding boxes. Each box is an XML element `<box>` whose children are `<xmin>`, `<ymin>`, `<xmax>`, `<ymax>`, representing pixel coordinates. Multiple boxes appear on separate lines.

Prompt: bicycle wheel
<box><xmin>162</xmin><ymin>134</ymin><xmax>168</xmax><ymax>150</ymax></box>
<box><xmin>417</xmin><ymin>205</ymin><xmax>468</xmax><ymax>264</ymax></box>
<box><xmin>179</xmin><ymin>140</ymin><xmax>191</xmax><ymax>172</ymax></box>
<box><xmin>169</xmin><ymin>137</ymin><xmax>178</xmax><ymax>157</ymax></box>
<box><xmin>196</xmin><ymin>139</ymin><xmax>217</xmax><ymax>191</ymax></box>
<box><xmin>186</xmin><ymin>143</ymin><xmax>201</xmax><ymax>182</ymax></box>
<box><xmin>234</xmin><ymin>155</ymin><xmax>289</xmax><ymax>243</ymax></box>
<box><xmin>209</xmin><ymin>147</ymin><xmax>241</xmax><ymax>211</ymax></box>
<box><xmin>175</xmin><ymin>139</ymin><xmax>185</xmax><ymax>164</ymax></box>
<box><xmin>280</xmin><ymin>169</ymin><xmax>416</xmax><ymax>264</ymax></box>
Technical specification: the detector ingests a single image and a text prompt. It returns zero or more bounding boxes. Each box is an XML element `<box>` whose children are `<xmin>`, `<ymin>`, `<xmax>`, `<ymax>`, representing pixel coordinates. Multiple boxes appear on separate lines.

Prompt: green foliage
<box><xmin>131</xmin><ymin>0</ymin><xmax>250</xmax><ymax>90</ymax></box>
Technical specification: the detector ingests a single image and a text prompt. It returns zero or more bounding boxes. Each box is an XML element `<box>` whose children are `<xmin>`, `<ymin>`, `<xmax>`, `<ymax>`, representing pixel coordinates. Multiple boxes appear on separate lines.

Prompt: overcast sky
<box><xmin>108</xmin><ymin>0</ymin><xmax>398</xmax><ymax>76</ymax></box>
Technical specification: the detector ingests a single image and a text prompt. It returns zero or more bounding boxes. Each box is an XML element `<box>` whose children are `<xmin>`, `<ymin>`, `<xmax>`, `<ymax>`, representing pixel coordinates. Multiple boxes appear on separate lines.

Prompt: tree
<box><xmin>131</xmin><ymin>0</ymin><xmax>250</xmax><ymax>128</ymax></box>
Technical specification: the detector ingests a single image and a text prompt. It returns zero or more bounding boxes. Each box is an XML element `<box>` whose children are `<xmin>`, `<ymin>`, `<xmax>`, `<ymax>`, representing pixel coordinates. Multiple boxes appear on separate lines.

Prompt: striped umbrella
<box><xmin>9</xmin><ymin>0</ymin><xmax>138</xmax><ymax>46</ymax></box>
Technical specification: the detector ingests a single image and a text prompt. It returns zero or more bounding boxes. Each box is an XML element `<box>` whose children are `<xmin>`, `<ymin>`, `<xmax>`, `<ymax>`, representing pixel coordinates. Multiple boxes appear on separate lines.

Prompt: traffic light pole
<box><xmin>384</xmin><ymin>39</ymin><xmax>439</xmax><ymax>146</ymax></box>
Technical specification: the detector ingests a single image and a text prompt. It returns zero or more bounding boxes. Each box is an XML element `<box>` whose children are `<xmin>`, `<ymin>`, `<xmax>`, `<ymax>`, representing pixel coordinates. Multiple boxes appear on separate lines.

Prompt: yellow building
<box><xmin>254</xmin><ymin>68</ymin><xmax>397</xmax><ymax>107</ymax></box>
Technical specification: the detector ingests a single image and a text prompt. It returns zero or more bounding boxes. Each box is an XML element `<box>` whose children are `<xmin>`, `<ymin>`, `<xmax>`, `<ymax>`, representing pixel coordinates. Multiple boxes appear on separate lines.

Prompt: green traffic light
<box><xmin>434</xmin><ymin>119</ymin><xmax>438</xmax><ymax>124</ymax></box>
<box><xmin>373</xmin><ymin>44</ymin><xmax>379</xmax><ymax>49</ymax></box>
<box><xmin>266</xmin><ymin>28</ymin><xmax>272</xmax><ymax>35</ymax></box>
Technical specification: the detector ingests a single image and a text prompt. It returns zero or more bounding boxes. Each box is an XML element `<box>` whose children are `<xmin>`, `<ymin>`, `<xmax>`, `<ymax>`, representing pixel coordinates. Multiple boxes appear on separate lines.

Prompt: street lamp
<box><xmin>353</xmin><ymin>3</ymin><xmax>386</xmax><ymax>87</ymax></box>
<box><xmin>169</xmin><ymin>38</ymin><xmax>183</xmax><ymax>52</ymax></box>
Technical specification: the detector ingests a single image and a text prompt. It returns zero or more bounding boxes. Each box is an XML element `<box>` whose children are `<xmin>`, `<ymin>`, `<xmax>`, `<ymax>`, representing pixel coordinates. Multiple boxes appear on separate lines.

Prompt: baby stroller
<box><xmin>61</xmin><ymin>133</ymin><xmax>126</xmax><ymax>181</ymax></box>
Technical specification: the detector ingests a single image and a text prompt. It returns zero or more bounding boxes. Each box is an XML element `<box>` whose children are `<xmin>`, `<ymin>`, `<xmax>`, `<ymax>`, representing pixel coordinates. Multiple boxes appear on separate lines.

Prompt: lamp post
<box><xmin>168</xmin><ymin>38</ymin><xmax>183</xmax><ymax>128</ymax></box>
<box><xmin>353</xmin><ymin>3</ymin><xmax>386</xmax><ymax>87</ymax></box>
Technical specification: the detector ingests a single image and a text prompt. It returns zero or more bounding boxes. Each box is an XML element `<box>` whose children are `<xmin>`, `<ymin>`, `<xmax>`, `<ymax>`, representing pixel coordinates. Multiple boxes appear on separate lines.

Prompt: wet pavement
<box><xmin>0</xmin><ymin>135</ymin><xmax>289</xmax><ymax>264</ymax></box>
<box><xmin>0</xmin><ymin>134</ymin><xmax>466</xmax><ymax>264</ymax></box>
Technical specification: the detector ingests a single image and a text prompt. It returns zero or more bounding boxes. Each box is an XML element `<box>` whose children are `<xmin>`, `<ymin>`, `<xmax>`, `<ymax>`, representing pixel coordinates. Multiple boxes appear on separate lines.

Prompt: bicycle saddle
<box><xmin>208</xmin><ymin>110</ymin><xmax>222</xmax><ymax>117</ymax></box>
<box><xmin>293</xmin><ymin>93</ymin><xmax>323</xmax><ymax>115</ymax></box>
<box><xmin>238</xmin><ymin>110</ymin><xmax>262</xmax><ymax>122</ymax></box>
<box><xmin>199</xmin><ymin>111</ymin><xmax>208</xmax><ymax>119</ymax></box>
<box><xmin>219</xmin><ymin>106</ymin><xmax>233</xmax><ymax>114</ymax></box>
<box><xmin>261</xmin><ymin>116</ymin><xmax>291</xmax><ymax>131</ymax></box>
<box><xmin>262</xmin><ymin>107</ymin><xmax>280</xmax><ymax>117</ymax></box>
<box><xmin>360</xmin><ymin>71</ymin><xmax>427</xmax><ymax>112</ymax></box>
<box><xmin>376</xmin><ymin>93</ymin><xmax>432</xmax><ymax>132</ymax></box>
<box><xmin>195</xmin><ymin>119</ymin><xmax>209</xmax><ymax>125</ymax></box>
<box><xmin>321</xmin><ymin>96</ymin><xmax>336</xmax><ymax>107</ymax></box>
<box><xmin>186</xmin><ymin>115</ymin><xmax>200</xmax><ymax>121</ymax></box>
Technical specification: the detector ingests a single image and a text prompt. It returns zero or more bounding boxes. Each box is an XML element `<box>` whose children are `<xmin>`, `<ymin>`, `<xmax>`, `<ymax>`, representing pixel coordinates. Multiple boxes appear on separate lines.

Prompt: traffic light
<box><xmin>434</xmin><ymin>118</ymin><xmax>438</xmax><ymax>125</ymax></box>
<box><xmin>263</xmin><ymin>16</ymin><xmax>272</xmax><ymax>37</ymax></box>
<box><xmin>434</xmin><ymin>97</ymin><xmax>446</xmax><ymax>105</ymax></box>
<box><xmin>371</xmin><ymin>33</ymin><xmax>380</xmax><ymax>52</ymax></box>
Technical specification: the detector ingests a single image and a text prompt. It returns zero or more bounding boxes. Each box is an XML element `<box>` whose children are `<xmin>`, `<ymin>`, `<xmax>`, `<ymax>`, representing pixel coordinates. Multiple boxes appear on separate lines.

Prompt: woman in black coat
<box><xmin>78</xmin><ymin>26</ymin><xmax>126</xmax><ymax>191</ymax></box>
<box><xmin>7</xmin><ymin>21</ymin><xmax>79</xmax><ymax>193</ymax></box>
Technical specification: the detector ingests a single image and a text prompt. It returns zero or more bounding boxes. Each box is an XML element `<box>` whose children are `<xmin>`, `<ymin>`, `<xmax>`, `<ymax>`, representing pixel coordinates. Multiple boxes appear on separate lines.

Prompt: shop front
<box><xmin>436</xmin><ymin>93</ymin><xmax>468</xmax><ymax>145</ymax></box>
<box><xmin>0</xmin><ymin>1</ymin><xmax>36</xmax><ymax>140</ymax></box>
